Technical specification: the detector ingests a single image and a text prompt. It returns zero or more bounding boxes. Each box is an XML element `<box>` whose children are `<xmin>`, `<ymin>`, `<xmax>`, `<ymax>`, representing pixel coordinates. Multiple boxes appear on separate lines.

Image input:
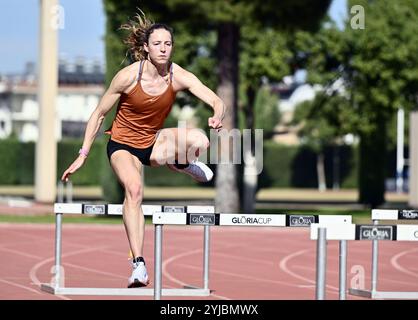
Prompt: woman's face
<box><xmin>144</xmin><ymin>29</ymin><xmax>173</xmax><ymax>64</ymax></box>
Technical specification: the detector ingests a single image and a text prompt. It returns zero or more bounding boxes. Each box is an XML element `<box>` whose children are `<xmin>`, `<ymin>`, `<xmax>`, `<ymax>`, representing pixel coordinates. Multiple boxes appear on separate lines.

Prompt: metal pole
<box><xmin>339</xmin><ymin>240</ymin><xmax>347</xmax><ymax>300</ymax></box>
<box><xmin>66</xmin><ymin>180</ymin><xmax>73</xmax><ymax>203</ymax></box>
<box><xmin>396</xmin><ymin>108</ymin><xmax>405</xmax><ymax>193</ymax></box>
<box><xmin>54</xmin><ymin>212</ymin><xmax>62</xmax><ymax>288</ymax></box>
<box><xmin>371</xmin><ymin>220</ymin><xmax>379</xmax><ymax>293</ymax></box>
<box><xmin>316</xmin><ymin>227</ymin><xmax>327</xmax><ymax>300</ymax></box>
<box><xmin>203</xmin><ymin>225</ymin><xmax>210</xmax><ymax>290</ymax></box>
<box><xmin>154</xmin><ymin>224</ymin><xmax>163</xmax><ymax>300</ymax></box>
<box><xmin>57</xmin><ymin>181</ymin><xmax>63</xmax><ymax>203</ymax></box>
<box><xmin>409</xmin><ymin>111</ymin><xmax>418</xmax><ymax>207</ymax></box>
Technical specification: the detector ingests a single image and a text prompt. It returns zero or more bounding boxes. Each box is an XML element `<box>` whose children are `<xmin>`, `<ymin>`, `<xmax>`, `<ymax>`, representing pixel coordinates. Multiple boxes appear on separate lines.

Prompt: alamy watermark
<box><xmin>350</xmin><ymin>264</ymin><xmax>365</xmax><ymax>290</ymax></box>
<box><xmin>50</xmin><ymin>4</ymin><xmax>65</xmax><ymax>30</ymax></box>
<box><xmin>49</xmin><ymin>265</ymin><xmax>65</xmax><ymax>288</ymax></box>
<box><xmin>350</xmin><ymin>5</ymin><xmax>365</xmax><ymax>30</ymax></box>
<box><xmin>154</xmin><ymin>121</ymin><xmax>264</xmax><ymax>175</ymax></box>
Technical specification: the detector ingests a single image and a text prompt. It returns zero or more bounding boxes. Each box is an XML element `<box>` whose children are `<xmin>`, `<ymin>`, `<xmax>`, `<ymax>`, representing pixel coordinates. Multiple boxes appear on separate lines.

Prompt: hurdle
<box><xmin>152</xmin><ymin>211</ymin><xmax>352</xmax><ymax>300</ymax></box>
<box><xmin>40</xmin><ymin>203</ymin><xmax>214</xmax><ymax>297</ymax></box>
<box><xmin>349</xmin><ymin>209</ymin><xmax>418</xmax><ymax>299</ymax></box>
<box><xmin>310</xmin><ymin>221</ymin><xmax>418</xmax><ymax>300</ymax></box>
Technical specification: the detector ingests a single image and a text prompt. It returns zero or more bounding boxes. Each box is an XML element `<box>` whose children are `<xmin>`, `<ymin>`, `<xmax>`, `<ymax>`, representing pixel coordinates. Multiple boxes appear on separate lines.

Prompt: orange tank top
<box><xmin>105</xmin><ymin>60</ymin><xmax>176</xmax><ymax>148</ymax></box>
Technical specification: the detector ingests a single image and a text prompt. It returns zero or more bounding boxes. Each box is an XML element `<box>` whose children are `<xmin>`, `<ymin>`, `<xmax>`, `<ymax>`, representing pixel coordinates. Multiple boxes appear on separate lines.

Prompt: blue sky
<box><xmin>0</xmin><ymin>0</ymin><xmax>105</xmax><ymax>74</ymax></box>
<box><xmin>0</xmin><ymin>0</ymin><xmax>347</xmax><ymax>74</ymax></box>
<box><xmin>329</xmin><ymin>0</ymin><xmax>348</xmax><ymax>29</ymax></box>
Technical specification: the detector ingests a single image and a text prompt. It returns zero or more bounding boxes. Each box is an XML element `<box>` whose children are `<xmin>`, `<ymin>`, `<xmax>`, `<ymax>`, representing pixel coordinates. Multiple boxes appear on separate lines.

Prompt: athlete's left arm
<box><xmin>176</xmin><ymin>67</ymin><xmax>226</xmax><ymax>129</ymax></box>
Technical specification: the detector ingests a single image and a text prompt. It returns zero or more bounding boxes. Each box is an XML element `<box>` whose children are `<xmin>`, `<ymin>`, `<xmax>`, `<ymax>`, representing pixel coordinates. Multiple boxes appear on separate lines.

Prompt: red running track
<box><xmin>1</xmin><ymin>223</ymin><xmax>418</xmax><ymax>300</ymax></box>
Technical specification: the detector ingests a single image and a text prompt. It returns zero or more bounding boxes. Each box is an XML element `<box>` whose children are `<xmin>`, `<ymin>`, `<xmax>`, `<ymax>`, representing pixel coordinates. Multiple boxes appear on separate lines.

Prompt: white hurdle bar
<box><xmin>311</xmin><ymin>222</ymin><xmax>418</xmax><ymax>300</ymax></box>
<box><xmin>40</xmin><ymin>203</ymin><xmax>214</xmax><ymax>297</ymax></box>
<box><xmin>350</xmin><ymin>209</ymin><xmax>418</xmax><ymax>299</ymax></box>
<box><xmin>152</xmin><ymin>212</ymin><xmax>352</xmax><ymax>300</ymax></box>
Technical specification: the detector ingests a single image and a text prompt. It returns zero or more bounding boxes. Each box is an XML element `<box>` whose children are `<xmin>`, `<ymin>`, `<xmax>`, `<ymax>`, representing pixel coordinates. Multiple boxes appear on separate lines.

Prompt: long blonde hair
<box><xmin>120</xmin><ymin>10</ymin><xmax>174</xmax><ymax>62</ymax></box>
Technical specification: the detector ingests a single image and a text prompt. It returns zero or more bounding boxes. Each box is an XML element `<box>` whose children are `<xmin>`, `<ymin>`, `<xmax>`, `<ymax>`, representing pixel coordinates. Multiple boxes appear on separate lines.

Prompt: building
<box><xmin>271</xmin><ymin>71</ymin><xmax>350</xmax><ymax>146</ymax></box>
<box><xmin>271</xmin><ymin>73</ymin><xmax>321</xmax><ymax>145</ymax></box>
<box><xmin>0</xmin><ymin>58</ymin><xmax>105</xmax><ymax>141</ymax></box>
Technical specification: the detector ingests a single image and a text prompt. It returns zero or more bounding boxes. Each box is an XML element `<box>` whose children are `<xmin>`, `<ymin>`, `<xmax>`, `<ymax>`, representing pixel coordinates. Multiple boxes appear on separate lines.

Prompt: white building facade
<box><xmin>0</xmin><ymin>59</ymin><xmax>104</xmax><ymax>141</ymax></box>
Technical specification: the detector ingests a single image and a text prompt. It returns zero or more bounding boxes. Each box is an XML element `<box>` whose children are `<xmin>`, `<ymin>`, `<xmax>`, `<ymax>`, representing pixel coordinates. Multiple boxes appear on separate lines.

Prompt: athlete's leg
<box><xmin>149</xmin><ymin>127</ymin><xmax>210</xmax><ymax>167</ymax></box>
<box><xmin>109</xmin><ymin>150</ymin><xmax>145</xmax><ymax>259</ymax></box>
<box><xmin>149</xmin><ymin>128</ymin><xmax>213</xmax><ymax>182</ymax></box>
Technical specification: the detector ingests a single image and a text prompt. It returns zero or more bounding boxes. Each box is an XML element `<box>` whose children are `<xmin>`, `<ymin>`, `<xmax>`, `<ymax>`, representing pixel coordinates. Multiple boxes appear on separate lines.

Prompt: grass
<box><xmin>0</xmin><ymin>214</ymin><xmax>144</xmax><ymax>225</ymax></box>
<box><xmin>0</xmin><ymin>214</ymin><xmax>115</xmax><ymax>224</ymax></box>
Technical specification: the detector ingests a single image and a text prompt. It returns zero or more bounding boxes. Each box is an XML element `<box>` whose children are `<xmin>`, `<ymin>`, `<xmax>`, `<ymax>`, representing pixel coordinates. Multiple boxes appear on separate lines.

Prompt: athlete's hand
<box><xmin>208</xmin><ymin>117</ymin><xmax>223</xmax><ymax>131</ymax></box>
<box><xmin>61</xmin><ymin>155</ymin><xmax>87</xmax><ymax>182</ymax></box>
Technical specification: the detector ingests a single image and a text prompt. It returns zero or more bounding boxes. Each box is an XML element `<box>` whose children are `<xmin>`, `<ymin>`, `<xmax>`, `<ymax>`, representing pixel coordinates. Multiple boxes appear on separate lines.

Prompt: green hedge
<box><xmin>0</xmin><ymin>139</ymin><xmax>33</xmax><ymax>184</ymax></box>
<box><xmin>0</xmin><ymin>138</ymin><xmax>360</xmax><ymax>188</ymax></box>
<box><xmin>260</xmin><ymin>141</ymin><xmax>358</xmax><ymax>189</ymax></box>
<box><xmin>144</xmin><ymin>166</ymin><xmax>199</xmax><ymax>187</ymax></box>
<box><xmin>57</xmin><ymin>139</ymin><xmax>106</xmax><ymax>185</ymax></box>
<box><xmin>0</xmin><ymin>138</ymin><xmax>106</xmax><ymax>186</ymax></box>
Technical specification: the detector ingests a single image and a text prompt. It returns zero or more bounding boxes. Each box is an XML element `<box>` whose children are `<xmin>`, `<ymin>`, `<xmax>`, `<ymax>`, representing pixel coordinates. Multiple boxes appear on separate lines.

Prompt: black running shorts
<box><xmin>106</xmin><ymin>139</ymin><xmax>155</xmax><ymax>166</ymax></box>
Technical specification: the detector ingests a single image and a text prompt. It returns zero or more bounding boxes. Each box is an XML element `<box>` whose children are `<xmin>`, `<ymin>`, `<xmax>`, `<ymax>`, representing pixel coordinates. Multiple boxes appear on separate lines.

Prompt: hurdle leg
<box><xmin>54</xmin><ymin>212</ymin><xmax>63</xmax><ymax>288</ymax></box>
<box><xmin>203</xmin><ymin>225</ymin><xmax>210</xmax><ymax>291</ymax></box>
<box><xmin>316</xmin><ymin>227</ymin><xmax>327</xmax><ymax>300</ymax></box>
<box><xmin>339</xmin><ymin>240</ymin><xmax>347</xmax><ymax>300</ymax></box>
<box><xmin>154</xmin><ymin>224</ymin><xmax>163</xmax><ymax>300</ymax></box>
<box><xmin>40</xmin><ymin>211</ymin><xmax>63</xmax><ymax>294</ymax></box>
<box><xmin>57</xmin><ymin>181</ymin><xmax>64</xmax><ymax>203</ymax></box>
<box><xmin>65</xmin><ymin>180</ymin><xmax>73</xmax><ymax>203</ymax></box>
<box><xmin>371</xmin><ymin>220</ymin><xmax>379</xmax><ymax>293</ymax></box>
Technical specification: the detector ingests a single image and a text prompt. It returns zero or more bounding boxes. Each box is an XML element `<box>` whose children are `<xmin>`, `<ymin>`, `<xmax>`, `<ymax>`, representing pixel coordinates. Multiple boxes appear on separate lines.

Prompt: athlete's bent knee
<box><xmin>189</xmin><ymin>130</ymin><xmax>210</xmax><ymax>150</ymax></box>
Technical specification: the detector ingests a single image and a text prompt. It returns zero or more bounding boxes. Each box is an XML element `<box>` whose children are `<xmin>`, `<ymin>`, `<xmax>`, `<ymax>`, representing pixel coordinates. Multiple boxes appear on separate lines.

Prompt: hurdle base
<box><xmin>41</xmin><ymin>284</ymin><xmax>210</xmax><ymax>297</ymax></box>
<box><xmin>348</xmin><ymin>288</ymin><xmax>373</xmax><ymax>298</ymax></box>
<box><xmin>349</xmin><ymin>288</ymin><xmax>418</xmax><ymax>299</ymax></box>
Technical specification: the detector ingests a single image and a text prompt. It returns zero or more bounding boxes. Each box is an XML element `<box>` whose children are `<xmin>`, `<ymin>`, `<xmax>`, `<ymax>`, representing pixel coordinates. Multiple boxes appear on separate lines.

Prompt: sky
<box><xmin>0</xmin><ymin>0</ymin><xmax>105</xmax><ymax>74</ymax></box>
<box><xmin>329</xmin><ymin>0</ymin><xmax>348</xmax><ymax>29</ymax></box>
<box><xmin>0</xmin><ymin>0</ymin><xmax>347</xmax><ymax>74</ymax></box>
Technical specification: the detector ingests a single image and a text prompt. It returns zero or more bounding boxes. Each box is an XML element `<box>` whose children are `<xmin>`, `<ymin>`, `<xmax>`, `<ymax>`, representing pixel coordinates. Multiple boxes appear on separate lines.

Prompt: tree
<box><xmin>293</xmin><ymin>0</ymin><xmax>418</xmax><ymax>206</ymax></box>
<box><xmin>347</xmin><ymin>0</ymin><xmax>418</xmax><ymax>206</ymax></box>
<box><xmin>237</xmin><ymin>25</ymin><xmax>289</xmax><ymax>213</ymax></box>
<box><xmin>253</xmin><ymin>86</ymin><xmax>281</xmax><ymax>136</ymax></box>
<box><xmin>161</xmin><ymin>0</ymin><xmax>331</xmax><ymax>213</ymax></box>
<box><xmin>293</xmin><ymin>91</ymin><xmax>354</xmax><ymax>191</ymax></box>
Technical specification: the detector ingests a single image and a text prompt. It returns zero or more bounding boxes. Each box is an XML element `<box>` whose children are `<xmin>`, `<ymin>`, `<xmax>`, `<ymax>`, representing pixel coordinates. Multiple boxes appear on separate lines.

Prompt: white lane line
<box><xmin>0</xmin><ymin>278</ymin><xmax>42</xmax><ymax>295</ymax></box>
<box><xmin>162</xmin><ymin>248</ymin><xmax>231</xmax><ymax>300</ymax></box>
<box><xmin>391</xmin><ymin>247</ymin><xmax>418</xmax><ymax>279</ymax></box>
<box><xmin>279</xmin><ymin>249</ymin><xmax>339</xmax><ymax>292</ymax></box>
<box><xmin>0</xmin><ymin>246</ymin><xmax>44</xmax><ymax>260</ymax></box>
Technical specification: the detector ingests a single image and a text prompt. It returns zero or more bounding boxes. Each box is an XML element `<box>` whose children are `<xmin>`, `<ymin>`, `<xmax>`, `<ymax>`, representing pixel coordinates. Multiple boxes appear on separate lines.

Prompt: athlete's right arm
<box><xmin>61</xmin><ymin>68</ymin><xmax>135</xmax><ymax>182</ymax></box>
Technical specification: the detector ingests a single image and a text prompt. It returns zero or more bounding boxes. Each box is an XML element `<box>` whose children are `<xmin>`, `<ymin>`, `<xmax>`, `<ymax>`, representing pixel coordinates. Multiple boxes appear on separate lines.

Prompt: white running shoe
<box><xmin>170</xmin><ymin>160</ymin><xmax>214</xmax><ymax>182</ymax></box>
<box><xmin>128</xmin><ymin>261</ymin><xmax>149</xmax><ymax>288</ymax></box>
